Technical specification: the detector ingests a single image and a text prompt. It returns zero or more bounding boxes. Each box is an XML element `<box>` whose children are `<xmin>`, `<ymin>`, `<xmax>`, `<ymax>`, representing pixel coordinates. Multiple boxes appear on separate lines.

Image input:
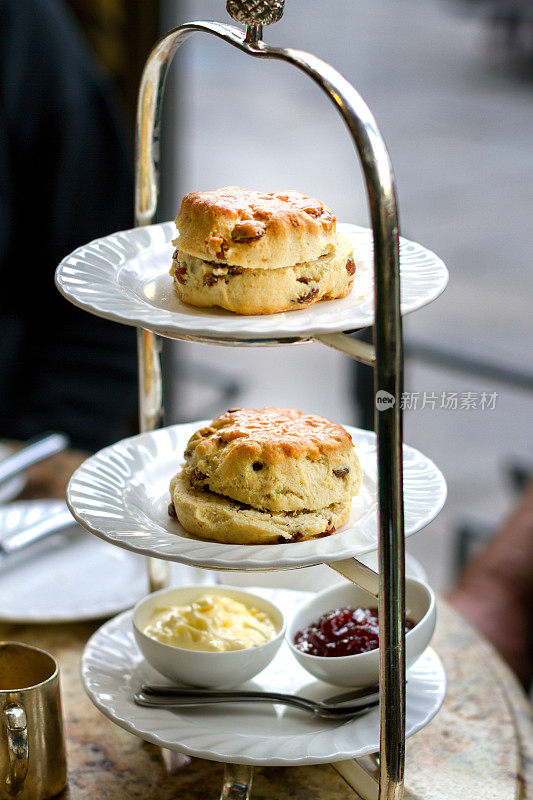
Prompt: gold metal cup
<box><xmin>0</xmin><ymin>642</ymin><xmax>67</xmax><ymax>800</ymax></box>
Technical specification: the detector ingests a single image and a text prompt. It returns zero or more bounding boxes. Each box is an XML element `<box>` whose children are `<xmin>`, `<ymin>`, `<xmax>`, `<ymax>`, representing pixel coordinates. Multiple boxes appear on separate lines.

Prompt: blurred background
<box><xmin>2</xmin><ymin>0</ymin><xmax>531</xmax><ymax>593</ymax></box>
<box><xmin>160</xmin><ymin>0</ymin><xmax>533</xmax><ymax>592</ymax></box>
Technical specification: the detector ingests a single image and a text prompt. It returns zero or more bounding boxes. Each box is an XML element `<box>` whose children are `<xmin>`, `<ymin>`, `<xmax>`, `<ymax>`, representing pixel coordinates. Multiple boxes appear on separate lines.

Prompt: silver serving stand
<box><xmin>135</xmin><ymin>2</ymin><xmax>407</xmax><ymax>798</ymax></box>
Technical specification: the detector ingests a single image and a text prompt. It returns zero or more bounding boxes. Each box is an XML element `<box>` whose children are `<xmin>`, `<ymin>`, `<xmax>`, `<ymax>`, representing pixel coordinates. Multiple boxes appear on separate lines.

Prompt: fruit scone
<box><xmin>169</xmin><ymin>407</ymin><xmax>362</xmax><ymax>544</ymax></box>
<box><xmin>169</xmin><ymin>187</ymin><xmax>357</xmax><ymax>315</ymax></box>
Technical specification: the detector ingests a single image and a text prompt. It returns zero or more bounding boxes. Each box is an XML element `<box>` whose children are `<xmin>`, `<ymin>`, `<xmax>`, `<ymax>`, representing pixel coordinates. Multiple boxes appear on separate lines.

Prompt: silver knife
<box><xmin>0</xmin><ymin>432</ymin><xmax>70</xmax><ymax>487</ymax></box>
<box><xmin>0</xmin><ymin>507</ymin><xmax>76</xmax><ymax>561</ymax></box>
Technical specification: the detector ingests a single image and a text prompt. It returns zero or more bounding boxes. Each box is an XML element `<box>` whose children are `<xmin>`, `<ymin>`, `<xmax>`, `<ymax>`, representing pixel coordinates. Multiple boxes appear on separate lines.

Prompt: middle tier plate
<box><xmin>67</xmin><ymin>422</ymin><xmax>446</xmax><ymax>571</ymax></box>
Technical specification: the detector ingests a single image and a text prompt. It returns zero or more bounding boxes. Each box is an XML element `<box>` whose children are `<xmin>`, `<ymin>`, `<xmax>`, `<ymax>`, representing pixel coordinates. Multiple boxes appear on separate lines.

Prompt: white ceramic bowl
<box><xmin>287</xmin><ymin>579</ymin><xmax>436</xmax><ymax>687</ymax></box>
<box><xmin>133</xmin><ymin>585</ymin><xmax>285</xmax><ymax>688</ymax></box>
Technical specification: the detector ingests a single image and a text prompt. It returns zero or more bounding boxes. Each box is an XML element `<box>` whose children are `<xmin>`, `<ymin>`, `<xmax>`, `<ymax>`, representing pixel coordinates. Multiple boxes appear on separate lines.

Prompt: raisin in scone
<box><xmin>168</xmin><ymin>407</ymin><xmax>362</xmax><ymax>545</ymax></box>
<box><xmin>169</xmin><ymin>187</ymin><xmax>357</xmax><ymax>315</ymax></box>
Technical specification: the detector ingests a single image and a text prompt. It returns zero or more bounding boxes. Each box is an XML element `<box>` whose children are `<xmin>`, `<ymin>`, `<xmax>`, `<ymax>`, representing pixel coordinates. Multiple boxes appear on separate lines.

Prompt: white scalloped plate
<box><xmin>55</xmin><ymin>222</ymin><xmax>448</xmax><ymax>342</ymax></box>
<box><xmin>66</xmin><ymin>422</ymin><xmax>447</xmax><ymax>571</ymax></box>
<box><xmin>0</xmin><ymin>500</ymin><xmax>147</xmax><ymax>622</ymax></box>
<box><xmin>82</xmin><ymin>589</ymin><xmax>446</xmax><ymax>766</ymax></box>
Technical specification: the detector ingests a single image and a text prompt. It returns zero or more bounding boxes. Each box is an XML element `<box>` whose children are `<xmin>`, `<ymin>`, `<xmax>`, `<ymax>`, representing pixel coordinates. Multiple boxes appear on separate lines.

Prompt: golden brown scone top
<box><xmin>185</xmin><ymin>407</ymin><xmax>353</xmax><ymax>463</ymax></box>
<box><xmin>174</xmin><ymin>187</ymin><xmax>338</xmax><ymax>269</ymax></box>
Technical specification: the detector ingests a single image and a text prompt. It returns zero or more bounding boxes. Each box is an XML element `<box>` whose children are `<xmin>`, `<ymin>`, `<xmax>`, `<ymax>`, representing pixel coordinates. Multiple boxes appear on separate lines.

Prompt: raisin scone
<box><xmin>169</xmin><ymin>470</ymin><xmax>351</xmax><ymax>545</ymax></box>
<box><xmin>174</xmin><ymin>187</ymin><xmax>337</xmax><ymax>269</ymax></box>
<box><xmin>168</xmin><ymin>407</ymin><xmax>362</xmax><ymax>545</ymax></box>
<box><xmin>170</xmin><ymin>234</ymin><xmax>355</xmax><ymax>315</ymax></box>
<box><xmin>169</xmin><ymin>186</ymin><xmax>357</xmax><ymax>315</ymax></box>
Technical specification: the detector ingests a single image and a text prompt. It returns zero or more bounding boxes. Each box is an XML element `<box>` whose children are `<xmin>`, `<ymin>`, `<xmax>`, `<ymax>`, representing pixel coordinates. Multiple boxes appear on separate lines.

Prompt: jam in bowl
<box><xmin>294</xmin><ymin>606</ymin><xmax>415</xmax><ymax>657</ymax></box>
<box><xmin>287</xmin><ymin>578</ymin><xmax>436</xmax><ymax>687</ymax></box>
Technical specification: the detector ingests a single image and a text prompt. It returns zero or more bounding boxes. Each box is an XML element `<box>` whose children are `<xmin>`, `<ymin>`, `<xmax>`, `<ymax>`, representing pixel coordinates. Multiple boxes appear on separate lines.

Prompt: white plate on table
<box><xmin>66</xmin><ymin>422</ymin><xmax>447</xmax><ymax>572</ymax></box>
<box><xmin>0</xmin><ymin>501</ymin><xmax>218</xmax><ymax>623</ymax></box>
<box><xmin>55</xmin><ymin>222</ymin><xmax>448</xmax><ymax>343</ymax></box>
<box><xmin>0</xmin><ymin>500</ymin><xmax>149</xmax><ymax>623</ymax></box>
<box><xmin>82</xmin><ymin>588</ymin><xmax>446</xmax><ymax>766</ymax></box>
<box><xmin>0</xmin><ymin>444</ymin><xmax>25</xmax><ymax>504</ymax></box>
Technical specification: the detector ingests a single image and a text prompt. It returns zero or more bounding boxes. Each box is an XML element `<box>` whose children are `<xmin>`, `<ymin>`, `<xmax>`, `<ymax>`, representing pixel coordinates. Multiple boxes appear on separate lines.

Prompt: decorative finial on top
<box><xmin>226</xmin><ymin>0</ymin><xmax>285</xmax><ymax>27</ymax></box>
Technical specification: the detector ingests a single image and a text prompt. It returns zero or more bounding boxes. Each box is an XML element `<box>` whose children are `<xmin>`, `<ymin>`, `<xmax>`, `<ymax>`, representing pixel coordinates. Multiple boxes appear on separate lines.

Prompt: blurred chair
<box><xmin>0</xmin><ymin>0</ymin><xmax>140</xmax><ymax>450</ymax></box>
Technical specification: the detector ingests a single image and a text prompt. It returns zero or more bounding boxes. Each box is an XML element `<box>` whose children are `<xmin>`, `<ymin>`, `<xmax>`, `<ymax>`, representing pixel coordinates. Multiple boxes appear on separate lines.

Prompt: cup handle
<box><xmin>3</xmin><ymin>703</ymin><xmax>28</xmax><ymax>797</ymax></box>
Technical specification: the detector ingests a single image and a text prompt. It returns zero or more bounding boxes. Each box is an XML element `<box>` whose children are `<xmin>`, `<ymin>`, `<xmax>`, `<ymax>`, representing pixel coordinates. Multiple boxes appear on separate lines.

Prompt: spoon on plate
<box><xmin>134</xmin><ymin>683</ymin><xmax>380</xmax><ymax>720</ymax></box>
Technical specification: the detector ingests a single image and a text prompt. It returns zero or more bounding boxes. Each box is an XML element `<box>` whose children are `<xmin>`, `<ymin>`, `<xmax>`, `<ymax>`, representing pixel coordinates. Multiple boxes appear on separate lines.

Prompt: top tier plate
<box><xmin>55</xmin><ymin>222</ymin><xmax>448</xmax><ymax>343</ymax></box>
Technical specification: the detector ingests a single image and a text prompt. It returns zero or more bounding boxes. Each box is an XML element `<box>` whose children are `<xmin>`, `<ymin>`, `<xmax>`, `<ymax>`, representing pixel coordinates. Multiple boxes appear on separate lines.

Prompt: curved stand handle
<box><xmin>3</xmin><ymin>703</ymin><xmax>28</xmax><ymax>797</ymax></box>
<box><xmin>135</xmin><ymin>18</ymin><xmax>406</xmax><ymax>800</ymax></box>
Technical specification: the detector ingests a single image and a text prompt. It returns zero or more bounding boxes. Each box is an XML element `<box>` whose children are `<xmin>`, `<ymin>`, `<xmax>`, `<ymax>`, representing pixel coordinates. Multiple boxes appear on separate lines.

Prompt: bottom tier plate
<box><xmin>82</xmin><ymin>588</ymin><xmax>446</xmax><ymax>766</ymax></box>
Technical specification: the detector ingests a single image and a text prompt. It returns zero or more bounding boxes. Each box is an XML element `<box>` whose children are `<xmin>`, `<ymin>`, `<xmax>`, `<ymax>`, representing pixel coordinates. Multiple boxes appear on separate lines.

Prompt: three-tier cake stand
<box><xmin>55</xmin><ymin>3</ymin><xmax>449</xmax><ymax>798</ymax></box>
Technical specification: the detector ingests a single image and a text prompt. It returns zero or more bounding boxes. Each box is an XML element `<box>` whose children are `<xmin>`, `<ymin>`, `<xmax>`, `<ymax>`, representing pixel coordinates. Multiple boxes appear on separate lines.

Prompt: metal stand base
<box><xmin>221</xmin><ymin>764</ymin><xmax>254</xmax><ymax>800</ymax></box>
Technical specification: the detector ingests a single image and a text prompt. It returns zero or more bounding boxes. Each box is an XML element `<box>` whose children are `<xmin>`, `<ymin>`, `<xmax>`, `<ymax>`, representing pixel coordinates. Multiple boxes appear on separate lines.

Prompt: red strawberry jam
<box><xmin>294</xmin><ymin>607</ymin><xmax>414</xmax><ymax>657</ymax></box>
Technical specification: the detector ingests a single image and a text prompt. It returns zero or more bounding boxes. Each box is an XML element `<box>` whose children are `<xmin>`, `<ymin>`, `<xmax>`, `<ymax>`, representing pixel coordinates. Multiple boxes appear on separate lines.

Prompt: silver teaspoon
<box><xmin>134</xmin><ymin>684</ymin><xmax>380</xmax><ymax>720</ymax></box>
